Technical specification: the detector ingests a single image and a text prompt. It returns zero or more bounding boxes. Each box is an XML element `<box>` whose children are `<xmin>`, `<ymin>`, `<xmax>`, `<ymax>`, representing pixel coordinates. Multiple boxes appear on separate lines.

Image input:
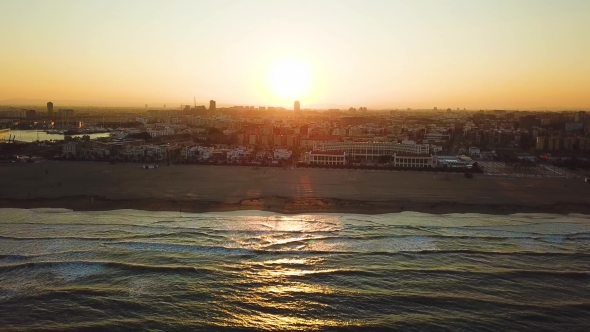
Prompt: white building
<box><xmin>119</xmin><ymin>144</ymin><xmax>168</xmax><ymax>161</ymax></box>
<box><xmin>189</xmin><ymin>146</ymin><xmax>215</xmax><ymax>161</ymax></box>
<box><xmin>227</xmin><ymin>147</ymin><xmax>250</xmax><ymax>161</ymax></box>
<box><xmin>393</xmin><ymin>153</ymin><xmax>435</xmax><ymax>168</ymax></box>
<box><xmin>304</xmin><ymin>151</ymin><xmax>346</xmax><ymax>165</ymax></box>
<box><xmin>273</xmin><ymin>149</ymin><xmax>292</xmax><ymax>160</ymax></box>
<box><xmin>437</xmin><ymin>155</ymin><xmax>475</xmax><ymax>168</ymax></box>
<box><xmin>314</xmin><ymin>141</ymin><xmax>429</xmax><ymax>160</ymax></box>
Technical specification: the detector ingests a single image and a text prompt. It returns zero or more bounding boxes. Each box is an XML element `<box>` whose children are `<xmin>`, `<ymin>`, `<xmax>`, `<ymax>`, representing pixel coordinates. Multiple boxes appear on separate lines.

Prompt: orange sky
<box><xmin>1</xmin><ymin>0</ymin><xmax>589</xmax><ymax>109</ymax></box>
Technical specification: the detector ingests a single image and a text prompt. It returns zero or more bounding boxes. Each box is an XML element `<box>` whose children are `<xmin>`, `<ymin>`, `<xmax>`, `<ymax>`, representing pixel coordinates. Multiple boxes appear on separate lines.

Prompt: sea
<box><xmin>7</xmin><ymin>130</ymin><xmax>110</xmax><ymax>142</ymax></box>
<box><xmin>0</xmin><ymin>209</ymin><xmax>589</xmax><ymax>331</ymax></box>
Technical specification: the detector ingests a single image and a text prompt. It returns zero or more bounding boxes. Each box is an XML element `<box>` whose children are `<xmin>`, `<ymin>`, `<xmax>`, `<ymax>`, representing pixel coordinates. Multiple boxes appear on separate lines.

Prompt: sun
<box><xmin>267</xmin><ymin>57</ymin><xmax>311</xmax><ymax>102</ymax></box>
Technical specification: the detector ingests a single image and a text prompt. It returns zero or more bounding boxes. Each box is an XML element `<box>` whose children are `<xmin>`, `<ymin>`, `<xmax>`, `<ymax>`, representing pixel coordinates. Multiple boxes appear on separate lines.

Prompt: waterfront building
<box><xmin>392</xmin><ymin>153</ymin><xmax>435</xmax><ymax>168</ymax></box>
<box><xmin>273</xmin><ymin>149</ymin><xmax>292</xmax><ymax>160</ymax></box>
<box><xmin>304</xmin><ymin>150</ymin><xmax>346</xmax><ymax>165</ymax></box>
<box><xmin>436</xmin><ymin>155</ymin><xmax>475</xmax><ymax>168</ymax></box>
<box><xmin>314</xmin><ymin>141</ymin><xmax>429</xmax><ymax>160</ymax></box>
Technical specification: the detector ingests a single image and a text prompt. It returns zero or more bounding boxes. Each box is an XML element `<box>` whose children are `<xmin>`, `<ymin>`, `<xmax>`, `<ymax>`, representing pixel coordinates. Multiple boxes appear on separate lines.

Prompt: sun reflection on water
<box><xmin>209</xmin><ymin>215</ymin><xmax>358</xmax><ymax>330</ymax></box>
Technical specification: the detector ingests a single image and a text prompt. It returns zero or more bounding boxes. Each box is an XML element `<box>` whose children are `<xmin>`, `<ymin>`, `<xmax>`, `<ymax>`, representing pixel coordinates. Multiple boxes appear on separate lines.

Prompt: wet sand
<box><xmin>1</xmin><ymin>162</ymin><xmax>589</xmax><ymax>214</ymax></box>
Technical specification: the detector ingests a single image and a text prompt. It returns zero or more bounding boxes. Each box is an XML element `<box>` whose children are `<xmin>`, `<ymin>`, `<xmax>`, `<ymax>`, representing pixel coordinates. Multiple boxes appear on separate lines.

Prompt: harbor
<box><xmin>3</xmin><ymin>129</ymin><xmax>110</xmax><ymax>142</ymax></box>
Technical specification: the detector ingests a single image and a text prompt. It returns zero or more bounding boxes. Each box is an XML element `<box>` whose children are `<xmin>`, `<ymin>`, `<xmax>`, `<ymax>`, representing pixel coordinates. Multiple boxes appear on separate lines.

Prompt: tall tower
<box><xmin>294</xmin><ymin>100</ymin><xmax>300</xmax><ymax>112</ymax></box>
<box><xmin>47</xmin><ymin>102</ymin><xmax>53</xmax><ymax>118</ymax></box>
<box><xmin>209</xmin><ymin>100</ymin><xmax>216</xmax><ymax>112</ymax></box>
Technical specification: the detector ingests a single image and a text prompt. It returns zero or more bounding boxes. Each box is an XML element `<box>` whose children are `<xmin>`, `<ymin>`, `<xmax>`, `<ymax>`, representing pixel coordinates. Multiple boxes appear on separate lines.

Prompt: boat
<box><xmin>63</xmin><ymin>129</ymin><xmax>81</xmax><ymax>135</ymax></box>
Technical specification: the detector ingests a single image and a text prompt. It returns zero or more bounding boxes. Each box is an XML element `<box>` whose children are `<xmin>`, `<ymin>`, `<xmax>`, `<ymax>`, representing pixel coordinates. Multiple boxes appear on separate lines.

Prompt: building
<box><xmin>548</xmin><ymin>136</ymin><xmax>561</xmax><ymax>151</ymax></box>
<box><xmin>424</xmin><ymin>132</ymin><xmax>450</xmax><ymax>143</ymax></box>
<box><xmin>47</xmin><ymin>102</ymin><xmax>53</xmax><ymax>118</ymax></box>
<box><xmin>294</xmin><ymin>101</ymin><xmax>300</xmax><ymax>112</ymax></box>
<box><xmin>25</xmin><ymin>110</ymin><xmax>37</xmax><ymax>119</ymax></box>
<box><xmin>393</xmin><ymin>153</ymin><xmax>435</xmax><ymax>168</ymax></box>
<box><xmin>536</xmin><ymin>136</ymin><xmax>547</xmax><ymax>150</ymax></box>
<box><xmin>146</xmin><ymin>127</ymin><xmax>175</xmax><ymax>138</ymax></box>
<box><xmin>437</xmin><ymin>155</ymin><xmax>475</xmax><ymax>168</ymax></box>
<box><xmin>273</xmin><ymin>149</ymin><xmax>292</xmax><ymax>160</ymax></box>
<box><xmin>118</xmin><ymin>144</ymin><xmax>170</xmax><ymax>161</ymax></box>
<box><xmin>58</xmin><ymin>109</ymin><xmax>75</xmax><ymax>118</ymax></box>
<box><xmin>304</xmin><ymin>150</ymin><xmax>346</xmax><ymax>165</ymax></box>
<box><xmin>468</xmin><ymin>147</ymin><xmax>481</xmax><ymax>157</ymax></box>
<box><xmin>210</xmin><ymin>100</ymin><xmax>216</xmax><ymax>112</ymax></box>
<box><xmin>300</xmin><ymin>135</ymin><xmax>340</xmax><ymax>149</ymax></box>
<box><xmin>314</xmin><ymin>141</ymin><xmax>429</xmax><ymax>160</ymax></box>
<box><xmin>565</xmin><ymin>122</ymin><xmax>584</xmax><ymax>132</ymax></box>
<box><xmin>519</xmin><ymin>114</ymin><xmax>538</xmax><ymax>130</ymax></box>
<box><xmin>62</xmin><ymin>141</ymin><xmax>81</xmax><ymax>157</ymax></box>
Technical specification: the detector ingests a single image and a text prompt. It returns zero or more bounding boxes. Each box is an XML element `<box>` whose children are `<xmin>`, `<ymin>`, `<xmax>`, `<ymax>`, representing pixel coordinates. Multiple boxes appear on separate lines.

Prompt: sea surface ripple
<box><xmin>0</xmin><ymin>209</ymin><xmax>589</xmax><ymax>331</ymax></box>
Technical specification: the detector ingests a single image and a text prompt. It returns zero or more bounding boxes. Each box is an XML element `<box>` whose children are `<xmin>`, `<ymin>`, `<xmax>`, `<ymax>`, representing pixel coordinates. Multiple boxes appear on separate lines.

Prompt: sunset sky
<box><xmin>1</xmin><ymin>0</ymin><xmax>589</xmax><ymax>109</ymax></box>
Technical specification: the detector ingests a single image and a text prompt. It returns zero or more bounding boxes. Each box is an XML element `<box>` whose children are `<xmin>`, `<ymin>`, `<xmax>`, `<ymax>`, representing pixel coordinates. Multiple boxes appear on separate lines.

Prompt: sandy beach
<box><xmin>1</xmin><ymin>161</ymin><xmax>589</xmax><ymax>214</ymax></box>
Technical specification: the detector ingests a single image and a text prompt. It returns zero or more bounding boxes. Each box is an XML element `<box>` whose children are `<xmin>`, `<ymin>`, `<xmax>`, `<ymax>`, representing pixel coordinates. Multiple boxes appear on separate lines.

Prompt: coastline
<box><xmin>1</xmin><ymin>162</ymin><xmax>589</xmax><ymax>215</ymax></box>
<box><xmin>1</xmin><ymin>195</ymin><xmax>590</xmax><ymax>215</ymax></box>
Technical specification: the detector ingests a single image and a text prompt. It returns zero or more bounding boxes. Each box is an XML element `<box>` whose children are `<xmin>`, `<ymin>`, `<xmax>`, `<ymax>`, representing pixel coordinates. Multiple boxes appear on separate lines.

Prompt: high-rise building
<box><xmin>294</xmin><ymin>100</ymin><xmax>300</xmax><ymax>112</ymax></box>
<box><xmin>47</xmin><ymin>102</ymin><xmax>53</xmax><ymax>117</ymax></box>
<box><xmin>209</xmin><ymin>100</ymin><xmax>216</xmax><ymax>112</ymax></box>
<box><xmin>58</xmin><ymin>109</ymin><xmax>75</xmax><ymax>118</ymax></box>
<box><xmin>25</xmin><ymin>110</ymin><xmax>37</xmax><ymax>119</ymax></box>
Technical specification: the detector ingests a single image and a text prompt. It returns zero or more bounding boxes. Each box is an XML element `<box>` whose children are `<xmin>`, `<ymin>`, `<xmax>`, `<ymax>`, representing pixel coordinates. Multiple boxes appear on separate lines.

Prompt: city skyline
<box><xmin>1</xmin><ymin>0</ymin><xmax>590</xmax><ymax>109</ymax></box>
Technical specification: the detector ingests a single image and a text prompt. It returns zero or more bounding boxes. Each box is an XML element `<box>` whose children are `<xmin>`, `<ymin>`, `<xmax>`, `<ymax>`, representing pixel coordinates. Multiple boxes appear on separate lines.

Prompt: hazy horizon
<box><xmin>1</xmin><ymin>0</ymin><xmax>590</xmax><ymax>109</ymax></box>
<box><xmin>1</xmin><ymin>97</ymin><xmax>589</xmax><ymax>112</ymax></box>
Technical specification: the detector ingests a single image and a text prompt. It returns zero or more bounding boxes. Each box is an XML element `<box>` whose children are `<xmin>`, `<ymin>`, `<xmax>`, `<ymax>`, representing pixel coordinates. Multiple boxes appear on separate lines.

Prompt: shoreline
<box><xmin>2</xmin><ymin>196</ymin><xmax>590</xmax><ymax>215</ymax></box>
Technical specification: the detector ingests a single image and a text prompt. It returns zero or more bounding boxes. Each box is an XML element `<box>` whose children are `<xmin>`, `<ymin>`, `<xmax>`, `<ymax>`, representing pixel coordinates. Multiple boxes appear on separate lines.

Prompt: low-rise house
<box><xmin>273</xmin><ymin>149</ymin><xmax>292</xmax><ymax>160</ymax></box>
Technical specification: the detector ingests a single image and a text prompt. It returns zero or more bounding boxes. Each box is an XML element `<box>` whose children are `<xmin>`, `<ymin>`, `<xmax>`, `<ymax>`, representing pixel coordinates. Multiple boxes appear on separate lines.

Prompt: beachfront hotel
<box><xmin>393</xmin><ymin>153</ymin><xmax>435</xmax><ymax>168</ymax></box>
<box><xmin>304</xmin><ymin>150</ymin><xmax>347</xmax><ymax>166</ymax></box>
<box><xmin>313</xmin><ymin>141</ymin><xmax>430</xmax><ymax>161</ymax></box>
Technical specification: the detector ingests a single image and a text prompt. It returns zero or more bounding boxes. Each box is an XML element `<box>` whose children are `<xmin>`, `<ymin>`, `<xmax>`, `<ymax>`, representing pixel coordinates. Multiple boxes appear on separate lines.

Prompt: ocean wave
<box><xmin>0</xmin><ymin>230</ymin><xmax>223</xmax><ymax>241</ymax></box>
<box><xmin>0</xmin><ymin>261</ymin><xmax>571</xmax><ymax>283</ymax></box>
<box><xmin>98</xmin><ymin>240</ymin><xmax>589</xmax><ymax>257</ymax></box>
<box><xmin>0</xmin><ymin>260</ymin><xmax>216</xmax><ymax>275</ymax></box>
<box><xmin>108</xmin><ymin>241</ymin><xmax>256</xmax><ymax>256</ymax></box>
<box><xmin>286</xmin><ymin>267</ymin><xmax>590</xmax><ymax>280</ymax></box>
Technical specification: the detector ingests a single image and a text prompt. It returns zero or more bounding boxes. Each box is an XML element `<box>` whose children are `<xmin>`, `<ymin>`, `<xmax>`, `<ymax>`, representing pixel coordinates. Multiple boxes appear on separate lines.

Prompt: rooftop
<box><xmin>395</xmin><ymin>153</ymin><xmax>432</xmax><ymax>157</ymax></box>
